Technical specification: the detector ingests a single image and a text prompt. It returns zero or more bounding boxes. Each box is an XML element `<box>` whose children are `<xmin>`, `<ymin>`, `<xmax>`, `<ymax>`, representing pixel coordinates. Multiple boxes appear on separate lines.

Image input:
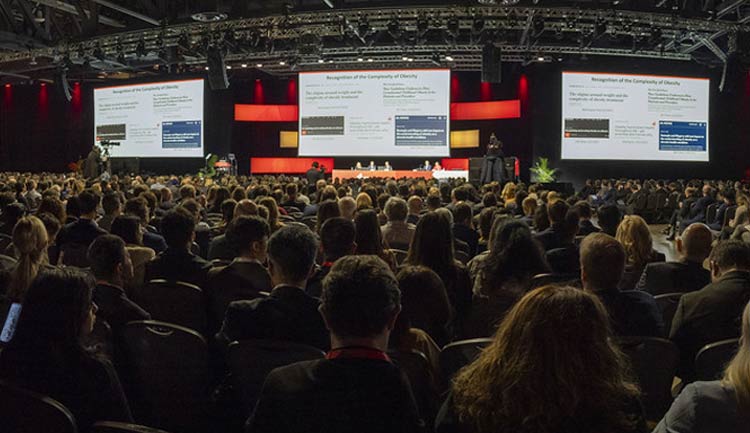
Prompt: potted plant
<box><xmin>530</xmin><ymin>157</ymin><xmax>558</xmax><ymax>183</ymax></box>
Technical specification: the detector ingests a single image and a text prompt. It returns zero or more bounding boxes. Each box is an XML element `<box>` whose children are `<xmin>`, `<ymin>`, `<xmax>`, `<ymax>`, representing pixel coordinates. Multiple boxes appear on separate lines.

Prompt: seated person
<box><xmin>206</xmin><ymin>216</ymin><xmax>272</xmax><ymax>332</ymax></box>
<box><xmin>306</xmin><ymin>217</ymin><xmax>356</xmax><ymax>298</ymax></box>
<box><xmin>217</xmin><ymin>225</ymin><xmax>328</xmax><ymax>350</ymax></box>
<box><xmin>452</xmin><ymin>202</ymin><xmax>479</xmax><ymax>257</ymax></box>
<box><xmin>56</xmin><ymin>189</ymin><xmax>107</xmax><ymax>250</ymax></box>
<box><xmin>380</xmin><ymin>197</ymin><xmax>416</xmax><ymax>252</ymax></box>
<box><xmin>597</xmin><ymin>204</ymin><xmax>622</xmax><ymax>237</ymax></box>
<box><xmin>208</xmin><ymin>199</ymin><xmax>258</xmax><ymax>260</ymax></box>
<box><xmin>109</xmin><ymin>215</ymin><xmax>156</xmax><ymax>294</ymax></box>
<box><xmin>88</xmin><ymin>235</ymin><xmax>150</xmax><ymax>334</ymax></box>
<box><xmin>534</xmin><ymin>200</ymin><xmax>570</xmax><ymax>251</ymax></box>
<box><xmin>636</xmin><ymin>223</ymin><xmax>712</xmax><ymax>295</ymax></box>
<box><xmin>573</xmin><ymin>201</ymin><xmax>600</xmax><ymax>236</ymax></box>
<box><xmin>124</xmin><ymin>196</ymin><xmax>166</xmax><ymax>254</ymax></box>
<box><xmin>144</xmin><ymin>208</ymin><xmax>211</xmax><ymax>288</ymax></box>
<box><xmin>246</xmin><ymin>255</ymin><xmax>423</xmax><ymax>433</ymax></box>
<box><xmin>580</xmin><ymin>233</ymin><xmax>663</xmax><ymax>337</ymax></box>
<box><xmin>0</xmin><ymin>269</ymin><xmax>133</xmax><ymax>431</ymax></box>
<box><xmin>671</xmin><ymin>240</ymin><xmax>750</xmax><ymax>380</ymax></box>
<box><xmin>615</xmin><ymin>215</ymin><xmax>666</xmax><ymax>290</ymax></box>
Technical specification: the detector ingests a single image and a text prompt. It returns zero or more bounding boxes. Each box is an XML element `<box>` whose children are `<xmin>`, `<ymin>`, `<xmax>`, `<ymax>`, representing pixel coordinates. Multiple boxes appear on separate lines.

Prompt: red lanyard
<box><xmin>325</xmin><ymin>346</ymin><xmax>391</xmax><ymax>362</ymax></box>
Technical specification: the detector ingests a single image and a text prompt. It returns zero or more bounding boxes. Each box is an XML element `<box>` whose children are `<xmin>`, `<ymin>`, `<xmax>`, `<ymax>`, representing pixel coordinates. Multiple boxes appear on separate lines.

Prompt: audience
<box><xmin>98</xmin><ymin>193</ymin><xmax>121</xmax><ymax>232</ymax></box>
<box><xmin>247</xmin><ymin>255</ymin><xmax>422</xmax><ymax>433</ymax></box>
<box><xmin>394</xmin><ymin>265</ymin><xmax>452</xmax><ymax>348</ymax></box>
<box><xmin>307</xmin><ymin>217</ymin><xmax>356</xmax><ymax>298</ymax></box>
<box><xmin>124</xmin><ymin>196</ymin><xmax>167</xmax><ymax>254</ymax></box>
<box><xmin>314</xmin><ymin>199</ymin><xmax>341</xmax><ymax>234</ymax></box>
<box><xmin>56</xmin><ymin>189</ymin><xmax>107</xmax><ymax>250</ymax></box>
<box><xmin>670</xmin><ymin>240</ymin><xmax>750</xmax><ymax>379</ymax></box>
<box><xmin>354</xmin><ymin>209</ymin><xmax>397</xmax><ymax>270</ymax></box>
<box><xmin>207</xmin><ymin>199</ymin><xmax>258</xmax><ymax>260</ymax></box>
<box><xmin>380</xmin><ymin>196</ymin><xmax>416</xmax><ymax>251</ymax></box>
<box><xmin>452</xmin><ymin>202</ymin><xmax>479</xmax><ymax>257</ymax></box>
<box><xmin>109</xmin><ymin>215</ymin><xmax>156</xmax><ymax>293</ymax></box>
<box><xmin>574</xmin><ymin>200</ymin><xmax>600</xmax><ymax>236</ymax></box>
<box><xmin>437</xmin><ymin>285</ymin><xmax>645</xmax><ymax>433</ymax></box>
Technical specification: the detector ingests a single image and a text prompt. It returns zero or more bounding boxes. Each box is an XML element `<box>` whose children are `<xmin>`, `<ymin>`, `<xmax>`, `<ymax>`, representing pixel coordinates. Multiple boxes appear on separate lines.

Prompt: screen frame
<box><xmin>559</xmin><ymin>71</ymin><xmax>711</xmax><ymax>163</ymax></box>
<box><xmin>297</xmin><ymin>68</ymin><xmax>452</xmax><ymax>158</ymax></box>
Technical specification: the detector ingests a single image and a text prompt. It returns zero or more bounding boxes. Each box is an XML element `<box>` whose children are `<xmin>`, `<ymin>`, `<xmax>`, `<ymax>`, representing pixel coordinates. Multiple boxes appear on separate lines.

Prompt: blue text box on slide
<box><xmin>395</xmin><ymin>115</ymin><xmax>448</xmax><ymax>147</ymax></box>
<box><xmin>659</xmin><ymin>121</ymin><xmax>707</xmax><ymax>152</ymax></box>
<box><xmin>162</xmin><ymin>120</ymin><xmax>202</xmax><ymax>149</ymax></box>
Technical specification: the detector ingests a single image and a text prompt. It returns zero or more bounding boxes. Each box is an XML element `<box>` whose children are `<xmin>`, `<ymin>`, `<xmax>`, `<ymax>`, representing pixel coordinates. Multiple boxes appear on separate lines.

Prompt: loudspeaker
<box><xmin>206</xmin><ymin>46</ymin><xmax>229</xmax><ymax>90</ymax></box>
<box><xmin>469</xmin><ymin>157</ymin><xmax>483</xmax><ymax>184</ymax></box>
<box><xmin>55</xmin><ymin>68</ymin><xmax>72</xmax><ymax>102</ymax></box>
<box><xmin>482</xmin><ymin>44</ymin><xmax>502</xmax><ymax>84</ymax></box>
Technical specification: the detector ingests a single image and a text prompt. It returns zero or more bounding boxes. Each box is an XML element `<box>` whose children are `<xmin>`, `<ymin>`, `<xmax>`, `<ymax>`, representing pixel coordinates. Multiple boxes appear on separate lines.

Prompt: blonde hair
<box><xmin>723</xmin><ymin>301</ymin><xmax>750</xmax><ymax>412</ymax></box>
<box><xmin>616</xmin><ymin>215</ymin><xmax>653</xmax><ymax>266</ymax></box>
<box><xmin>7</xmin><ymin>216</ymin><xmax>48</xmax><ymax>301</ymax></box>
<box><xmin>355</xmin><ymin>192</ymin><xmax>372</xmax><ymax>210</ymax></box>
<box><xmin>501</xmin><ymin>182</ymin><xmax>517</xmax><ymax>201</ymax></box>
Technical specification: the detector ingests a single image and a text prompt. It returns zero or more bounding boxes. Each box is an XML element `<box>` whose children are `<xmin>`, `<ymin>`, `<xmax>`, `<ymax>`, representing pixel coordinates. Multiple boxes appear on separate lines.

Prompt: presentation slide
<box><xmin>561</xmin><ymin>72</ymin><xmax>709</xmax><ymax>161</ymax></box>
<box><xmin>94</xmin><ymin>79</ymin><xmax>205</xmax><ymax>158</ymax></box>
<box><xmin>298</xmin><ymin>69</ymin><xmax>450</xmax><ymax>157</ymax></box>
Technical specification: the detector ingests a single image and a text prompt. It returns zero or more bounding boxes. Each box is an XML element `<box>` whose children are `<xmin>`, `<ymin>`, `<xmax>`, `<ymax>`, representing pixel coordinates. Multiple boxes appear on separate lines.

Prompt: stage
<box><xmin>332</xmin><ymin>169</ymin><xmax>469</xmax><ymax>182</ymax></box>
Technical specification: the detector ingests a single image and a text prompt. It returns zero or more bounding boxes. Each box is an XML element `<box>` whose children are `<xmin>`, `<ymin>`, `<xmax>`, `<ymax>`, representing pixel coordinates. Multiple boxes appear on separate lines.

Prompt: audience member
<box><xmin>0</xmin><ymin>216</ymin><xmax>49</xmax><ymax>301</ymax></box>
<box><xmin>307</xmin><ymin>217</ymin><xmax>356</xmax><ymax>298</ymax></box>
<box><xmin>452</xmin><ymin>202</ymin><xmax>479</xmax><ymax>256</ymax></box>
<box><xmin>124</xmin><ymin>196</ymin><xmax>166</xmax><ymax>253</ymax></box>
<box><xmin>98</xmin><ymin>193</ymin><xmax>121</xmax><ymax>232</ymax></box>
<box><xmin>110</xmin><ymin>215</ymin><xmax>156</xmax><ymax>293</ymax></box>
<box><xmin>616</xmin><ymin>215</ymin><xmax>666</xmax><ymax>290</ymax></box>
<box><xmin>354</xmin><ymin>209</ymin><xmax>397</xmax><ymax>270</ymax></box>
<box><xmin>247</xmin><ymin>255</ymin><xmax>422</xmax><ymax>433</ymax></box>
<box><xmin>57</xmin><ymin>189</ymin><xmax>106</xmax><ymax>250</ymax></box>
<box><xmin>534</xmin><ymin>200</ymin><xmax>570</xmax><ymax>251</ymax></box>
<box><xmin>380</xmin><ymin>197</ymin><xmax>416</xmax><ymax>251</ymax></box>
<box><xmin>406</xmin><ymin>195</ymin><xmax>422</xmax><ymax>225</ymax></box>
<box><xmin>394</xmin><ymin>265</ymin><xmax>452</xmax><ymax>347</ymax></box>
<box><xmin>0</xmin><ymin>202</ymin><xmax>25</xmax><ymax>236</ymax></box>
<box><xmin>207</xmin><ymin>199</ymin><xmax>258</xmax><ymax>260</ymax></box>
<box><xmin>574</xmin><ymin>201</ymin><xmax>600</xmax><ymax>236</ymax></box>
<box><xmin>314</xmin><ymin>200</ymin><xmax>341</xmax><ymax>234</ymax></box>
<box><xmin>338</xmin><ymin>196</ymin><xmax>356</xmax><ymax>220</ymax></box>
<box><xmin>598</xmin><ymin>204</ymin><xmax>622</xmax><ymax>237</ymax></box>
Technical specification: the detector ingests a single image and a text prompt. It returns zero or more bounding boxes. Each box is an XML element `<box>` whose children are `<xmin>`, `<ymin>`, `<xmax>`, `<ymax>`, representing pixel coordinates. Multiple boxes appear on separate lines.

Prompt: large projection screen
<box><xmin>561</xmin><ymin>72</ymin><xmax>709</xmax><ymax>162</ymax></box>
<box><xmin>298</xmin><ymin>69</ymin><xmax>450</xmax><ymax>157</ymax></box>
<box><xmin>94</xmin><ymin>79</ymin><xmax>205</xmax><ymax>158</ymax></box>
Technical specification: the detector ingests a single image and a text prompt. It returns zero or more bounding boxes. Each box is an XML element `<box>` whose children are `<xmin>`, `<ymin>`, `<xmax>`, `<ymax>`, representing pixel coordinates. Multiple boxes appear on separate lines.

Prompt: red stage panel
<box><xmin>235</xmin><ymin>104</ymin><xmax>298</xmax><ymax>122</ymax></box>
<box><xmin>250</xmin><ymin>157</ymin><xmax>334</xmax><ymax>174</ymax></box>
<box><xmin>441</xmin><ymin>158</ymin><xmax>469</xmax><ymax>170</ymax></box>
<box><xmin>450</xmin><ymin>100</ymin><xmax>521</xmax><ymax>120</ymax></box>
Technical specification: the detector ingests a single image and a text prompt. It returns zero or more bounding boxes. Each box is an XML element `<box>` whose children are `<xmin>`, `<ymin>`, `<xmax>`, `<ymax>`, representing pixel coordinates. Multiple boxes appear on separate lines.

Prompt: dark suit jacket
<box><xmin>595</xmin><ymin>287</ymin><xmax>664</xmax><ymax>337</ymax></box>
<box><xmin>207</xmin><ymin>234</ymin><xmax>237</xmax><ymax>261</ymax></box>
<box><xmin>144</xmin><ymin>248</ymin><xmax>211</xmax><ymax>288</ymax></box>
<box><xmin>57</xmin><ymin>218</ymin><xmax>107</xmax><ymax>248</ymax></box>
<box><xmin>93</xmin><ymin>282</ymin><xmax>150</xmax><ymax>334</ymax></box>
<box><xmin>452</xmin><ymin>224</ymin><xmax>479</xmax><ymax>257</ymax></box>
<box><xmin>670</xmin><ymin>270</ymin><xmax>750</xmax><ymax>377</ymax></box>
<box><xmin>578</xmin><ymin>219</ymin><xmax>601</xmax><ymax>236</ymax></box>
<box><xmin>688</xmin><ymin>195</ymin><xmax>715</xmax><ymax>220</ymax></box>
<box><xmin>305</xmin><ymin>168</ymin><xmax>323</xmax><ymax>185</ymax></box>
<box><xmin>635</xmin><ymin>260</ymin><xmax>711</xmax><ymax>296</ymax></box>
<box><xmin>305</xmin><ymin>263</ymin><xmax>333</xmax><ymax>299</ymax></box>
<box><xmin>534</xmin><ymin>223</ymin><xmax>568</xmax><ymax>251</ymax></box>
<box><xmin>246</xmin><ymin>358</ymin><xmax>422</xmax><ymax>433</ymax></box>
<box><xmin>142</xmin><ymin>231</ymin><xmax>167</xmax><ymax>254</ymax></box>
<box><xmin>206</xmin><ymin>260</ymin><xmax>272</xmax><ymax>332</ymax></box>
<box><xmin>217</xmin><ymin>285</ymin><xmax>329</xmax><ymax>350</ymax></box>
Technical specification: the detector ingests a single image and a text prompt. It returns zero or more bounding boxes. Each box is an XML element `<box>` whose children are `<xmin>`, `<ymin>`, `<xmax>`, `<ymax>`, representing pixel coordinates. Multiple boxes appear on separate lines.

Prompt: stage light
<box><xmin>40</xmin><ymin>82</ymin><xmax>46</xmax><ymax>87</ymax></box>
<box><xmin>407</xmin><ymin>58</ymin><xmax>414</xmax><ymax>62</ymax></box>
<box><xmin>537</xmin><ymin>56</ymin><xmax>545</xmax><ymax>62</ymax></box>
<box><xmin>226</xmin><ymin>65</ymin><xmax>232</xmax><ymax>70</ymax></box>
<box><xmin>279</xmin><ymin>61</ymin><xmax>286</xmax><ymax>65</ymax></box>
<box><xmin>402</xmin><ymin>55</ymin><xmax>409</xmax><ymax>61</ymax></box>
<box><xmin>4</xmin><ymin>84</ymin><xmax>10</xmax><ymax>88</ymax></box>
<box><xmin>328</xmin><ymin>59</ymin><xmax>334</xmax><ymax>63</ymax></box>
<box><xmin>318</xmin><ymin>58</ymin><xmax>325</xmax><ymax>63</ymax></box>
<box><xmin>367</xmin><ymin>58</ymin><xmax>373</xmax><ymax>62</ymax></box>
<box><xmin>204</xmin><ymin>66</ymin><xmax>209</xmax><ymax>70</ymax></box>
<box><xmin>445</xmin><ymin>55</ymin><xmax>454</xmax><ymax>61</ymax></box>
<box><xmin>241</xmin><ymin>64</ymin><xmax>247</xmax><ymax>68</ymax></box>
<box><xmin>357</xmin><ymin>57</ymin><xmax>363</xmax><ymax>62</ymax></box>
<box><xmin>256</xmin><ymin>63</ymin><xmax>263</xmax><ymax>68</ymax></box>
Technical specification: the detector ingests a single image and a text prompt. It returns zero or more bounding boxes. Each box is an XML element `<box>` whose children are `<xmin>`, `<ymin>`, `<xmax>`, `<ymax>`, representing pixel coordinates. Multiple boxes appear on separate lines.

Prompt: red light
<box><xmin>40</xmin><ymin>83</ymin><xmax>46</xmax><ymax>87</ymax></box>
<box><xmin>4</xmin><ymin>84</ymin><xmax>10</xmax><ymax>88</ymax></box>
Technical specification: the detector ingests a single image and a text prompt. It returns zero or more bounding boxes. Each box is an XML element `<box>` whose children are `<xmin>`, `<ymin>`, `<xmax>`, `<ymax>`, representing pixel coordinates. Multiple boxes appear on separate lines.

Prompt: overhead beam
<box><xmin>32</xmin><ymin>0</ymin><xmax>125</xmax><ymax>27</ymax></box>
<box><xmin>664</xmin><ymin>0</ymin><xmax>749</xmax><ymax>51</ymax></box>
<box><xmin>94</xmin><ymin>0</ymin><xmax>160</xmax><ymax>26</ymax></box>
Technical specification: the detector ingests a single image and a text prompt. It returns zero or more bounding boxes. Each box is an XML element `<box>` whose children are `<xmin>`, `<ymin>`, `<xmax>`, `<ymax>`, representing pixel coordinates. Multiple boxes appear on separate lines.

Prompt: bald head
<box><xmin>679</xmin><ymin>223</ymin><xmax>713</xmax><ymax>263</ymax></box>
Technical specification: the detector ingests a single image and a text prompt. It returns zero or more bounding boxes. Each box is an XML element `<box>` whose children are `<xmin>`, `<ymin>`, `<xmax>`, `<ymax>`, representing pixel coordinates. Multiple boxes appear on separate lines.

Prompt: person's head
<box><xmin>4</xmin><ymin>269</ymin><xmax>97</xmax><ymax>356</ymax></box>
<box><xmin>478</xmin><ymin>207</ymin><xmax>496</xmax><ymax>241</ymax></box>
<box><xmin>481</xmin><ymin>219</ymin><xmax>548</xmax><ymax>294</ymax></box>
<box><xmin>677</xmin><ymin>223</ymin><xmax>713</xmax><ymax>263</ymax></box>
<box><xmin>354</xmin><ymin>209</ymin><xmax>386</xmax><ymax>255</ymax></box>
<box><xmin>615</xmin><ymin>215</ymin><xmax>652</xmax><ymax>266</ymax></box>
<box><xmin>708</xmin><ymin>240</ymin><xmax>750</xmax><ymax>281</ymax></box>
<box><xmin>37</xmin><ymin>212</ymin><xmax>61</xmax><ymax>246</ymax></box>
<box><xmin>580</xmin><ymin>233</ymin><xmax>626</xmax><ymax>291</ymax></box>
<box><xmin>160</xmin><ymin>208</ymin><xmax>195</xmax><ymax>250</ymax></box>
<box><xmin>723</xmin><ymin>300</ymin><xmax>750</xmax><ymax>413</ymax></box>
<box><xmin>355</xmin><ymin>192</ymin><xmax>373</xmax><ymax>210</ymax></box>
<box><xmin>452</xmin><ymin>186</ymin><xmax>469</xmax><ymax>203</ymax></box>
<box><xmin>227</xmin><ymin>215</ymin><xmax>270</xmax><ymax>261</ymax></box>
<box><xmin>234</xmin><ymin>199</ymin><xmax>258</xmax><ymax>220</ymax></box>
<box><xmin>338</xmin><ymin>196</ymin><xmax>357</xmax><ymax>220</ymax></box>
<box><xmin>2</xmin><ymin>202</ymin><xmax>26</xmax><ymax>226</ymax></box>
<box><xmin>702</xmin><ymin>184</ymin><xmax>713</xmax><ymax>197</ymax></box>
<box><xmin>316</xmin><ymin>200</ymin><xmax>341</xmax><ymax>233</ymax></box>
<box><xmin>320</xmin><ymin>217</ymin><xmax>356</xmax><ymax>261</ymax></box>
<box><xmin>37</xmin><ymin>196</ymin><xmax>66</xmax><ymax>223</ymax></box>
<box><xmin>394</xmin><ymin>265</ymin><xmax>451</xmax><ymax>340</ymax></box>
<box><xmin>266</xmin><ymin>224</ymin><xmax>318</xmax><ymax>286</ymax></box>
<box><xmin>597</xmin><ymin>204</ymin><xmax>622</xmax><ymax>236</ymax></box>
<box><xmin>124</xmin><ymin>196</ymin><xmax>149</xmax><ymax>226</ymax></box>
<box><xmin>101</xmin><ymin>193</ymin><xmax>121</xmax><ymax>217</ymax></box>
<box><xmin>320</xmin><ymin>255</ymin><xmax>401</xmax><ymax>348</ymax></box>
<box><xmin>454</xmin><ymin>201</ymin><xmax>473</xmax><ymax>226</ymax></box>
<box><xmin>406</xmin><ymin>211</ymin><xmax>454</xmax><ymax>273</ymax></box>
<box><xmin>285</xmin><ymin>183</ymin><xmax>298</xmax><ymax>199</ymax></box>
<box><xmin>573</xmin><ymin>201</ymin><xmax>593</xmax><ymax>221</ymax></box>
<box><xmin>110</xmin><ymin>215</ymin><xmax>143</xmax><ymax>246</ymax></box>
<box><xmin>312</xmin><ymin>161</ymin><xmax>319</xmax><ymax>169</ymax></box>
<box><xmin>384</xmin><ymin>196</ymin><xmax>408</xmax><ymax>223</ymax></box>
<box><xmin>7</xmin><ymin>216</ymin><xmax>48</xmax><ymax>302</ymax></box>
<box><xmin>88</xmin><ymin>235</ymin><xmax>133</xmax><ymax>286</ymax></box>
<box><xmin>407</xmin><ymin>195</ymin><xmax>422</xmax><ymax>215</ymax></box>
<box><xmin>547</xmin><ymin>200</ymin><xmax>569</xmax><ymax>226</ymax></box>
<box><xmin>257</xmin><ymin>196</ymin><xmax>280</xmax><ymax>227</ymax></box>
<box><xmin>77</xmin><ymin>189</ymin><xmax>100</xmax><ymax>218</ymax></box>
<box><xmin>521</xmin><ymin>196</ymin><xmax>537</xmax><ymax>217</ymax></box>
<box><xmin>451</xmin><ymin>285</ymin><xmax>638</xmax><ymax>433</ymax></box>
<box><xmin>533</xmin><ymin>204</ymin><xmax>549</xmax><ymax>231</ymax></box>
<box><xmin>426</xmin><ymin>195</ymin><xmax>442</xmax><ymax>211</ymax></box>
<box><xmin>221</xmin><ymin>199</ymin><xmax>237</xmax><ymax>223</ymax></box>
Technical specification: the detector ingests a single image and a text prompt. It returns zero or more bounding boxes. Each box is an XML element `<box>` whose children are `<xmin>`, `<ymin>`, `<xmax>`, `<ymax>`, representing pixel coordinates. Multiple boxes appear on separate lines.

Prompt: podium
<box><xmin>468</xmin><ymin>156</ymin><xmax>518</xmax><ymax>184</ymax></box>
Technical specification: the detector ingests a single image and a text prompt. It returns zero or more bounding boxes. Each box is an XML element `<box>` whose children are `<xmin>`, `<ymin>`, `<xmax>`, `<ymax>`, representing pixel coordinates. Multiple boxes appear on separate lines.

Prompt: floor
<box><xmin>650</xmin><ymin>224</ymin><xmax>679</xmax><ymax>262</ymax></box>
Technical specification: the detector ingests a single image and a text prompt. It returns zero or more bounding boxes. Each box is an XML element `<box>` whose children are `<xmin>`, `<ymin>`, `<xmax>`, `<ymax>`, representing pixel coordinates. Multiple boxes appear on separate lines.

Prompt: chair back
<box><xmin>653</xmin><ymin>293</ymin><xmax>683</xmax><ymax>336</ymax></box>
<box><xmin>391</xmin><ymin>249</ymin><xmax>408</xmax><ymax>265</ymax></box>
<box><xmin>0</xmin><ymin>380</ymin><xmax>78</xmax><ymax>433</ymax></box>
<box><xmin>133</xmin><ymin>280</ymin><xmax>207</xmax><ymax>334</ymax></box>
<box><xmin>705</xmin><ymin>203</ymin><xmax>718</xmax><ymax>224</ymax></box>
<box><xmin>92</xmin><ymin>422</ymin><xmax>172</xmax><ymax>433</ymax></box>
<box><xmin>545</xmin><ymin>246</ymin><xmax>580</xmax><ymax>275</ymax></box>
<box><xmin>440</xmin><ymin>338</ymin><xmax>492</xmax><ymax>381</ymax></box>
<box><xmin>118</xmin><ymin>321</ymin><xmax>210</xmax><ymax>433</ymax></box>
<box><xmin>60</xmin><ymin>242</ymin><xmax>91</xmax><ymax>268</ymax></box>
<box><xmin>226</xmin><ymin>339</ymin><xmax>325</xmax><ymax>411</ymax></box>
<box><xmin>617</xmin><ymin>337</ymin><xmax>679</xmax><ymax>422</ymax></box>
<box><xmin>723</xmin><ymin>205</ymin><xmax>738</xmax><ymax>228</ymax></box>
<box><xmin>389</xmin><ymin>350</ymin><xmax>440</xmax><ymax>421</ymax></box>
<box><xmin>695</xmin><ymin>338</ymin><xmax>740</xmax><ymax>381</ymax></box>
<box><xmin>455</xmin><ymin>250</ymin><xmax>470</xmax><ymax>265</ymax></box>
<box><xmin>530</xmin><ymin>273</ymin><xmax>580</xmax><ymax>289</ymax></box>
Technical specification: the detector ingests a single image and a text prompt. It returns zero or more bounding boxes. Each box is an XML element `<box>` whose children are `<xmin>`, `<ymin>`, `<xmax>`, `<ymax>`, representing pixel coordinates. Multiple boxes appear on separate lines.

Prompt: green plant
<box><xmin>530</xmin><ymin>157</ymin><xmax>558</xmax><ymax>183</ymax></box>
<box><xmin>199</xmin><ymin>154</ymin><xmax>219</xmax><ymax>178</ymax></box>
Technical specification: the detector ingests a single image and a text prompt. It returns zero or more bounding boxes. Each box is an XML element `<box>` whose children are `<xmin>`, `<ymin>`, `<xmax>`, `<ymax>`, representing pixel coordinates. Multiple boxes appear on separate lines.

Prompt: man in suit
<box><xmin>208</xmin><ymin>199</ymin><xmax>258</xmax><ymax>260</ymax></box>
<box><xmin>452</xmin><ymin>202</ymin><xmax>479</xmax><ymax>257</ymax></box>
<box><xmin>306</xmin><ymin>217</ymin><xmax>356</xmax><ymax>298</ymax></box>
<box><xmin>580</xmin><ymin>233</ymin><xmax>664</xmax><ymax>337</ymax></box>
<box><xmin>206</xmin><ymin>216</ymin><xmax>271</xmax><ymax>332</ymax></box>
<box><xmin>636</xmin><ymin>223</ymin><xmax>712</xmax><ymax>295</ymax></box>
<box><xmin>124</xmin><ymin>196</ymin><xmax>166</xmax><ymax>253</ymax></box>
<box><xmin>597</xmin><ymin>204</ymin><xmax>622</xmax><ymax>237</ymax></box>
<box><xmin>280</xmin><ymin>183</ymin><xmax>307</xmax><ymax>212</ymax></box>
<box><xmin>708</xmin><ymin>188</ymin><xmax>735</xmax><ymax>231</ymax></box>
<box><xmin>670</xmin><ymin>240</ymin><xmax>750</xmax><ymax>379</ymax></box>
<box><xmin>97</xmin><ymin>192</ymin><xmax>121</xmax><ymax>232</ymax></box>
<box><xmin>406</xmin><ymin>196</ymin><xmax>422</xmax><ymax>226</ymax></box>
<box><xmin>535</xmin><ymin>200</ymin><xmax>570</xmax><ymax>251</ymax></box>
<box><xmin>246</xmin><ymin>255</ymin><xmax>422</xmax><ymax>433</ymax></box>
<box><xmin>305</xmin><ymin>162</ymin><xmax>324</xmax><ymax>185</ymax></box>
<box><xmin>573</xmin><ymin>201</ymin><xmax>600</xmax><ymax>236</ymax></box>
<box><xmin>679</xmin><ymin>184</ymin><xmax>716</xmax><ymax>234</ymax></box>
<box><xmin>380</xmin><ymin>197</ymin><xmax>416</xmax><ymax>251</ymax></box>
<box><xmin>88</xmin><ymin>235</ymin><xmax>150</xmax><ymax>335</ymax></box>
<box><xmin>218</xmin><ymin>224</ymin><xmax>328</xmax><ymax>350</ymax></box>
<box><xmin>144</xmin><ymin>208</ymin><xmax>210</xmax><ymax>288</ymax></box>
<box><xmin>56</xmin><ymin>189</ymin><xmax>107</xmax><ymax>249</ymax></box>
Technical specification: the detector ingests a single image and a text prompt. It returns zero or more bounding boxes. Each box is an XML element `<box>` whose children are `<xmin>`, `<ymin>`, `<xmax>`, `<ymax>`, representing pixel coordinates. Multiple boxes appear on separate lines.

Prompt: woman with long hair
<box><xmin>616</xmin><ymin>215</ymin><xmax>665</xmax><ymax>290</ymax></box>
<box><xmin>0</xmin><ymin>269</ymin><xmax>132</xmax><ymax>431</ymax></box>
<box><xmin>258</xmin><ymin>196</ymin><xmax>285</xmax><ymax>233</ymax></box>
<box><xmin>315</xmin><ymin>200</ymin><xmax>341</xmax><ymax>234</ymax></box>
<box><xmin>1</xmin><ymin>216</ymin><xmax>49</xmax><ymax>301</ymax></box>
<box><xmin>655</xmin><ymin>300</ymin><xmax>750</xmax><ymax>432</ymax></box>
<box><xmin>405</xmin><ymin>211</ymin><xmax>472</xmax><ymax>332</ymax></box>
<box><xmin>353</xmin><ymin>209</ymin><xmax>396</xmax><ymax>270</ymax></box>
<box><xmin>437</xmin><ymin>285</ymin><xmax>645</xmax><ymax>433</ymax></box>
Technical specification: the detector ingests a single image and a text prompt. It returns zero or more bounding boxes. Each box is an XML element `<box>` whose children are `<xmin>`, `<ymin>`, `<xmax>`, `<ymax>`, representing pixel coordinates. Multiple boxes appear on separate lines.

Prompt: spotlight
<box><xmin>226</xmin><ymin>65</ymin><xmax>232</xmax><ymax>70</ymax></box>
<box><xmin>279</xmin><ymin>60</ymin><xmax>286</xmax><ymax>65</ymax></box>
<box><xmin>537</xmin><ymin>56</ymin><xmax>545</xmax><ymax>62</ymax></box>
<box><xmin>431</xmin><ymin>52</ymin><xmax>441</xmax><ymax>66</ymax></box>
<box><xmin>367</xmin><ymin>58</ymin><xmax>373</xmax><ymax>62</ymax></box>
<box><xmin>241</xmin><ymin>64</ymin><xmax>248</xmax><ymax>68</ymax></box>
<box><xmin>357</xmin><ymin>57</ymin><xmax>363</xmax><ymax>62</ymax></box>
<box><xmin>318</xmin><ymin>59</ymin><xmax>325</xmax><ymax>63</ymax></box>
<box><xmin>444</xmin><ymin>55</ymin><xmax>454</xmax><ymax>61</ymax></box>
<box><xmin>256</xmin><ymin>63</ymin><xmax>263</xmax><ymax>68</ymax></box>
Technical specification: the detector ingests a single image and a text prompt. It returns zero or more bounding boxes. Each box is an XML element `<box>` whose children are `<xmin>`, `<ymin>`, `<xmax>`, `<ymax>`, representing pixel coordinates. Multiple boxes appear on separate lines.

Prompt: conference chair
<box><xmin>391</xmin><ymin>249</ymin><xmax>408</xmax><ymax>265</ymax></box>
<box><xmin>653</xmin><ymin>293</ymin><xmax>683</xmax><ymax>337</ymax></box>
<box><xmin>118</xmin><ymin>321</ymin><xmax>210</xmax><ymax>433</ymax></box>
<box><xmin>705</xmin><ymin>203</ymin><xmax>718</xmax><ymax>225</ymax></box>
<box><xmin>388</xmin><ymin>349</ymin><xmax>440</xmax><ymax>421</ymax></box>
<box><xmin>723</xmin><ymin>205</ymin><xmax>738</xmax><ymax>229</ymax></box>
<box><xmin>92</xmin><ymin>422</ymin><xmax>173</xmax><ymax>433</ymax></box>
<box><xmin>133</xmin><ymin>279</ymin><xmax>207</xmax><ymax>334</ymax></box>
<box><xmin>617</xmin><ymin>337</ymin><xmax>679</xmax><ymax>422</ymax></box>
<box><xmin>694</xmin><ymin>338</ymin><xmax>740</xmax><ymax>382</ymax></box>
<box><xmin>440</xmin><ymin>338</ymin><xmax>492</xmax><ymax>381</ymax></box>
<box><xmin>0</xmin><ymin>379</ymin><xmax>78</xmax><ymax>433</ymax></box>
